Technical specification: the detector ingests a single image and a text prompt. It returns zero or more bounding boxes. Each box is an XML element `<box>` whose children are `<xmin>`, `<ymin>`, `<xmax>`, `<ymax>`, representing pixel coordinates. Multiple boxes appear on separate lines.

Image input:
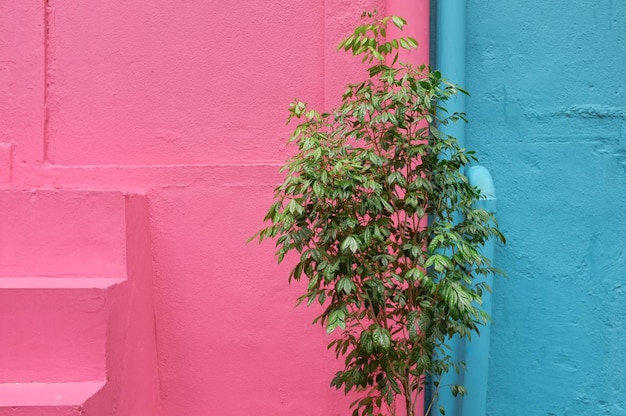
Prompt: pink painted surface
<box><xmin>0</xmin><ymin>1</ymin><xmax>429</xmax><ymax>415</ymax></box>
<box><xmin>0</xmin><ymin>143</ymin><xmax>11</xmax><ymax>186</ymax></box>
<box><xmin>387</xmin><ymin>0</ymin><xmax>430</xmax><ymax>65</ymax></box>
<box><xmin>0</xmin><ymin>190</ymin><xmax>127</xmax><ymax>277</ymax></box>
<box><xmin>45</xmin><ymin>1</ymin><xmax>324</xmax><ymax>166</ymax></box>
<box><xmin>0</xmin><ymin>278</ymin><xmax>112</xmax><ymax>382</ymax></box>
<box><xmin>0</xmin><ymin>192</ymin><xmax>159</xmax><ymax>414</ymax></box>
<box><xmin>97</xmin><ymin>194</ymin><xmax>161</xmax><ymax>416</ymax></box>
<box><xmin>0</xmin><ymin>0</ymin><xmax>45</xmax><ymax>169</ymax></box>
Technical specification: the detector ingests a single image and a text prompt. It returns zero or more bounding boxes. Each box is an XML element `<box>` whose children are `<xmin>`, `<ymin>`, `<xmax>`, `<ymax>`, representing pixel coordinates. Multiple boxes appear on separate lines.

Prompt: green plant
<box><xmin>252</xmin><ymin>11</ymin><xmax>505</xmax><ymax>416</ymax></box>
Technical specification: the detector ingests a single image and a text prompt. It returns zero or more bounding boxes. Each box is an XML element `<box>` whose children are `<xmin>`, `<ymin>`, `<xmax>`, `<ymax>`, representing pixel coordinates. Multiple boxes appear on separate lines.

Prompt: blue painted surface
<box><xmin>464</xmin><ymin>1</ymin><xmax>626</xmax><ymax>415</ymax></box>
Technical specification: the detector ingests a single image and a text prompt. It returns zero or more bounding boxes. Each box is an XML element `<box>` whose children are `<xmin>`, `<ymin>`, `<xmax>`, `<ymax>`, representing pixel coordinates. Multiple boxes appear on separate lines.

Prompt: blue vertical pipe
<box><xmin>463</xmin><ymin>166</ymin><xmax>497</xmax><ymax>416</ymax></box>
<box><xmin>437</xmin><ymin>0</ymin><xmax>466</xmax><ymax>149</ymax></box>
<box><xmin>432</xmin><ymin>2</ymin><xmax>466</xmax><ymax>416</ymax></box>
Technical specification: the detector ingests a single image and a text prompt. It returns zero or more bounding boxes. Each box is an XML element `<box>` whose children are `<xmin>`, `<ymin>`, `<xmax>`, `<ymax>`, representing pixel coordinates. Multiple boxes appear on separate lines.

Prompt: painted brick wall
<box><xmin>1</xmin><ymin>1</ymin><xmax>429</xmax><ymax>415</ymax></box>
<box><xmin>465</xmin><ymin>1</ymin><xmax>626</xmax><ymax>414</ymax></box>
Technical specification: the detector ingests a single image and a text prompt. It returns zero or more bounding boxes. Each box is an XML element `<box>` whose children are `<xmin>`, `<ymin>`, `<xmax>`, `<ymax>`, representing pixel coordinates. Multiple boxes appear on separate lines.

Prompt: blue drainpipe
<box><xmin>431</xmin><ymin>3</ymin><xmax>497</xmax><ymax>415</ymax></box>
<box><xmin>437</xmin><ymin>0</ymin><xmax>466</xmax><ymax>150</ymax></box>
<box><xmin>431</xmin><ymin>1</ymin><xmax>466</xmax><ymax>415</ymax></box>
<box><xmin>463</xmin><ymin>166</ymin><xmax>497</xmax><ymax>416</ymax></box>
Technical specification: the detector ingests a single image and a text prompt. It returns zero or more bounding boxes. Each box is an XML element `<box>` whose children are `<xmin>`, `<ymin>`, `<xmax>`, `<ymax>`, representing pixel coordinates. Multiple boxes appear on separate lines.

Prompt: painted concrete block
<box><xmin>0</xmin><ymin>277</ymin><xmax>120</xmax><ymax>382</ymax></box>
<box><xmin>44</xmin><ymin>0</ymin><xmax>325</xmax><ymax>166</ymax></box>
<box><xmin>0</xmin><ymin>0</ymin><xmax>46</xmax><ymax>170</ymax></box>
<box><xmin>0</xmin><ymin>277</ymin><xmax>123</xmax><ymax>383</ymax></box>
<box><xmin>0</xmin><ymin>190</ymin><xmax>126</xmax><ymax>277</ymax></box>
<box><xmin>466</xmin><ymin>1</ymin><xmax>626</xmax><ymax>414</ymax></box>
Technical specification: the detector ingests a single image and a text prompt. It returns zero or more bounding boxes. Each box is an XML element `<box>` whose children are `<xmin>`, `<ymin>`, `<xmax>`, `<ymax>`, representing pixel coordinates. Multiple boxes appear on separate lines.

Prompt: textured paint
<box><xmin>465</xmin><ymin>1</ymin><xmax>626</xmax><ymax>415</ymax></box>
<box><xmin>0</xmin><ymin>190</ymin><xmax>127</xmax><ymax>277</ymax></box>
<box><xmin>0</xmin><ymin>192</ymin><xmax>159</xmax><ymax>414</ymax></box>
<box><xmin>44</xmin><ymin>1</ymin><xmax>325</xmax><ymax>166</ymax></box>
<box><xmin>0</xmin><ymin>0</ymin><xmax>45</xmax><ymax>168</ymax></box>
<box><xmin>0</xmin><ymin>0</ymin><xmax>431</xmax><ymax>415</ymax></box>
<box><xmin>98</xmin><ymin>194</ymin><xmax>162</xmax><ymax>416</ymax></box>
<box><xmin>0</xmin><ymin>143</ymin><xmax>11</xmax><ymax>186</ymax></box>
<box><xmin>0</xmin><ymin>277</ymin><xmax>120</xmax><ymax>382</ymax></box>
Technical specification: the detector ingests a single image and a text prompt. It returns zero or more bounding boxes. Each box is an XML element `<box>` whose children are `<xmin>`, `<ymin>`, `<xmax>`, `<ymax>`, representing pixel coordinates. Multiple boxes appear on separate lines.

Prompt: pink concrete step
<box><xmin>0</xmin><ymin>190</ymin><xmax>159</xmax><ymax>415</ymax></box>
<box><xmin>0</xmin><ymin>381</ymin><xmax>106</xmax><ymax>415</ymax></box>
<box><xmin>0</xmin><ymin>190</ymin><xmax>127</xmax><ymax>277</ymax></box>
<box><xmin>0</xmin><ymin>277</ymin><xmax>125</xmax><ymax>383</ymax></box>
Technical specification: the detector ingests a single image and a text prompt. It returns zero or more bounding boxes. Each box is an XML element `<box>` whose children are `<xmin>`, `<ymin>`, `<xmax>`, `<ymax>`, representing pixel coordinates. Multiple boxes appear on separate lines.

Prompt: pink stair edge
<box><xmin>0</xmin><ymin>277</ymin><xmax>125</xmax><ymax>289</ymax></box>
<box><xmin>0</xmin><ymin>381</ymin><xmax>105</xmax><ymax>407</ymax></box>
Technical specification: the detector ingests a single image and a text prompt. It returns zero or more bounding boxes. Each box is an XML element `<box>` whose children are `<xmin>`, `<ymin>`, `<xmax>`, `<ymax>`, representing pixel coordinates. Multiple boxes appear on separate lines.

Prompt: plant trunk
<box><xmin>405</xmin><ymin>391</ymin><xmax>414</xmax><ymax>416</ymax></box>
<box><xmin>406</xmin><ymin>404</ymin><xmax>415</xmax><ymax>416</ymax></box>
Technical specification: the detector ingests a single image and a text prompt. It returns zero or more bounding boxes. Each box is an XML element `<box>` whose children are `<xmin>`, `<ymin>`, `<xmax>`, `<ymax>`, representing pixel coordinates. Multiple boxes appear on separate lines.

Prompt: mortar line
<box><xmin>42</xmin><ymin>0</ymin><xmax>50</xmax><ymax>163</ymax></box>
<box><xmin>9</xmin><ymin>142</ymin><xmax>14</xmax><ymax>187</ymax></box>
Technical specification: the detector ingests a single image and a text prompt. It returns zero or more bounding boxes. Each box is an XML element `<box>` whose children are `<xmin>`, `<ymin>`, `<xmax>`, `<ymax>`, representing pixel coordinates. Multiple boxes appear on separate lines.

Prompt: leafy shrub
<box><xmin>253</xmin><ymin>11</ymin><xmax>505</xmax><ymax>416</ymax></box>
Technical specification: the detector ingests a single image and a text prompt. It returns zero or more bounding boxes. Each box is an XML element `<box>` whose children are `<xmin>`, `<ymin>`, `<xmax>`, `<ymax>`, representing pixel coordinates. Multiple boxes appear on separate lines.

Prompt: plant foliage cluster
<box><xmin>253</xmin><ymin>11</ymin><xmax>505</xmax><ymax>416</ymax></box>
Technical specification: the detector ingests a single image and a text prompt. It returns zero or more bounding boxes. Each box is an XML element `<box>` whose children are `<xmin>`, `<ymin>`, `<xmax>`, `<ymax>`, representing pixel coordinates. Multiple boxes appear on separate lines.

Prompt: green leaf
<box><xmin>327</xmin><ymin>308</ymin><xmax>346</xmax><ymax>333</ymax></box>
<box><xmin>337</xmin><ymin>277</ymin><xmax>356</xmax><ymax>295</ymax></box>
<box><xmin>425</xmin><ymin>254</ymin><xmax>453</xmax><ymax>272</ymax></box>
<box><xmin>359</xmin><ymin>331</ymin><xmax>374</xmax><ymax>355</ymax></box>
<box><xmin>340</xmin><ymin>236</ymin><xmax>360</xmax><ymax>253</ymax></box>
<box><xmin>286</xmin><ymin>199</ymin><xmax>303</xmax><ymax>215</ymax></box>
<box><xmin>372</xmin><ymin>326</ymin><xmax>391</xmax><ymax>352</ymax></box>
<box><xmin>391</xmin><ymin>16</ymin><xmax>405</xmax><ymax>29</ymax></box>
<box><xmin>406</xmin><ymin>37</ymin><xmax>419</xmax><ymax>48</ymax></box>
<box><xmin>419</xmin><ymin>80</ymin><xmax>431</xmax><ymax>89</ymax></box>
<box><xmin>380</xmin><ymin>199</ymin><xmax>394</xmax><ymax>213</ymax></box>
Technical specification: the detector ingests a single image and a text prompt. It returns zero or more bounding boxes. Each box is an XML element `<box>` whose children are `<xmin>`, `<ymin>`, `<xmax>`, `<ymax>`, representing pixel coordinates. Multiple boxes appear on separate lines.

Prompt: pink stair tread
<box><xmin>0</xmin><ymin>381</ymin><xmax>105</xmax><ymax>406</ymax></box>
<box><xmin>0</xmin><ymin>277</ymin><xmax>125</xmax><ymax>289</ymax></box>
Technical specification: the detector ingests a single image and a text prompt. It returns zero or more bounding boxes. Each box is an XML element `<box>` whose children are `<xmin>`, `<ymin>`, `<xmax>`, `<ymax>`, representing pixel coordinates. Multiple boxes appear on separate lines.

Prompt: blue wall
<box><xmin>464</xmin><ymin>1</ymin><xmax>626</xmax><ymax>414</ymax></box>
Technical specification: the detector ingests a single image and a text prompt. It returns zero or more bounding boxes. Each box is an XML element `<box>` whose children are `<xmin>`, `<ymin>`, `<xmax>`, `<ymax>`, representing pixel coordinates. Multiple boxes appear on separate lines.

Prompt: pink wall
<box><xmin>1</xmin><ymin>0</ymin><xmax>429</xmax><ymax>414</ymax></box>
